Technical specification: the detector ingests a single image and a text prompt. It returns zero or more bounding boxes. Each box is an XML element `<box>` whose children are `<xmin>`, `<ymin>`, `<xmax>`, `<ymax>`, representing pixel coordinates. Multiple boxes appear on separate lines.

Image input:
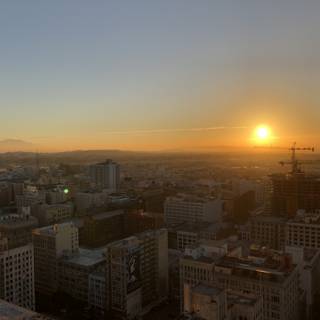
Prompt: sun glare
<box><xmin>256</xmin><ymin>126</ymin><xmax>270</xmax><ymax>140</ymax></box>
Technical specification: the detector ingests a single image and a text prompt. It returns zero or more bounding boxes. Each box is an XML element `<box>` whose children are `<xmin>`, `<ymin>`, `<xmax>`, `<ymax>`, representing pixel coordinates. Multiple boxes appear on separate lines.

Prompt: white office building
<box><xmin>164</xmin><ymin>195</ymin><xmax>223</xmax><ymax>226</ymax></box>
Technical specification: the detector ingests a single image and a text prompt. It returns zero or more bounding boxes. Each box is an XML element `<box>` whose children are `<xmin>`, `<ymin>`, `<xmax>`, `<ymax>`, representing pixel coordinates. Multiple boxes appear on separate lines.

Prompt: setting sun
<box><xmin>256</xmin><ymin>126</ymin><xmax>270</xmax><ymax>140</ymax></box>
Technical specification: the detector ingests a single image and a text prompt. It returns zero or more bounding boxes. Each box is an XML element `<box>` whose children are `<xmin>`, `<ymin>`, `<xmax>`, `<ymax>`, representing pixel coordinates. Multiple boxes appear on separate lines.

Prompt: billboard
<box><xmin>126</xmin><ymin>251</ymin><xmax>141</xmax><ymax>294</ymax></box>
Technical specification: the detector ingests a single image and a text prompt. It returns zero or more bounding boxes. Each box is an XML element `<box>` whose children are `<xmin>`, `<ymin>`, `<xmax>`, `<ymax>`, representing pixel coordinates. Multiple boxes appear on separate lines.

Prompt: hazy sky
<box><xmin>1</xmin><ymin>1</ymin><xmax>320</xmax><ymax>151</ymax></box>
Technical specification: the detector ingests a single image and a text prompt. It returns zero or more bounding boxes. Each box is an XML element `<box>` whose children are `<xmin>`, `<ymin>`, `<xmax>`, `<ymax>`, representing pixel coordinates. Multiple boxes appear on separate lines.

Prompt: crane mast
<box><xmin>279</xmin><ymin>142</ymin><xmax>315</xmax><ymax>174</ymax></box>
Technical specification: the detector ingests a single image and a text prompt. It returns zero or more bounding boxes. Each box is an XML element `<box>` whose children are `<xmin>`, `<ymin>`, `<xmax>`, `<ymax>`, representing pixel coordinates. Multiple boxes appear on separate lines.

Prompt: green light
<box><xmin>64</xmin><ymin>188</ymin><xmax>69</xmax><ymax>194</ymax></box>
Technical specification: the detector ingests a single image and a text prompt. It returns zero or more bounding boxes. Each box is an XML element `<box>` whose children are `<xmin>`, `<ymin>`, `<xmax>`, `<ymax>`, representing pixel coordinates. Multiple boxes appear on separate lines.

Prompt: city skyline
<box><xmin>1</xmin><ymin>1</ymin><xmax>320</xmax><ymax>152</ymax></box>
<box><xmin>2</xmin><ymin>3</ymin><xmax>320</xmax><ymax>319</ymax></box>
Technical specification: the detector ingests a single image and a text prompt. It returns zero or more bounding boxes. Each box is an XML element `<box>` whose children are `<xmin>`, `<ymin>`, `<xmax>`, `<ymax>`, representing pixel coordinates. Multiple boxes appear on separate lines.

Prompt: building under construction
<box><xmin>271</xmin><ymin>172</ymin><xmax>320</xmax><ymax>217</ymax></box>
<box><xmin>270</xmin><ymin>143</ymin><xmax>320</xmax><ymax>217</ymax></box>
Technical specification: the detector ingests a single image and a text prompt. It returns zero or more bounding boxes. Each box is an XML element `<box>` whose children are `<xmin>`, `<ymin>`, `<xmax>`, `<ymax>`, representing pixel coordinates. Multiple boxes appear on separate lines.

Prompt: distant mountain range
<box><xmin>0</xmin><ymin>139</ymin><xmax>35</xmax><ymax>152</ymax></box>
<box><xmin>0</xmin><ymin>139</ymin><xmax>318</xmax><ymax>167</ymax></box>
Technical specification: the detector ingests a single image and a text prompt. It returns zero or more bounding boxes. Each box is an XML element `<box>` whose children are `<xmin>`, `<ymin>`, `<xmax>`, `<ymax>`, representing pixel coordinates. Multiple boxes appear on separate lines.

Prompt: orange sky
<box><xmin>1</xmin><ymin>2</ymin><xmax>320</xmax><ymax>152</ymax></box>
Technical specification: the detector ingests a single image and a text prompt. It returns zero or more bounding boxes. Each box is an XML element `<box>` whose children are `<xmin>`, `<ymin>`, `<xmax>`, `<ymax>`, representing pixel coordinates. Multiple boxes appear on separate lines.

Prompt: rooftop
<box><xmin>288</xmin><ymin>211</ymin><xmax>320</xmax><ymax>225</ymax></box>
<box><xmin>93</xmin><ymin>159</ymin><xmax>118</xmax><ymax>166</ymax></box>
<box><xmin>227</xmin><ymin>290</ymin><xmax>260</xmax><ymax>307</ymax></box>
<box><xmin>170</xmin><ymin>221</ymin><xmax>209</xmax><ymax>233</ymax></box>
<box><xmin>0</xmin><ymin>213</ymin><xmax>38</xmax><ymax>229</ymax></box>
<box><xmin>0</xmin><ymin>299</ymin><xmax>53</xmax><ymax>319</ymax></box>
<box><xmin>215</xmin><ymin>255</ymin><xmax>296</xmax><ymax>284</ymax></box>
<box><xmin>32</xmin><ymin>221</ymin><xmax>76</xmax><ymax>236</ymax></box>
<box><xmin>192</xmin><ymin>284</ymin><xmax>224</xmax><ymax>297</ymax></box>
<box><xmin>251</xmin><ymin>215</ymin><xmax>287</xmax><ymax>223</ymax></box>
<box><xmin>89</xmin><ymin>209</ymin><xmax>124</xmax><ymax>221</ymax></box>
<box><xmin>270</xmin><ymin>172</ymin><xmax>320</xmax><ymax>181</ymax></box>
<box><xmin>304</xmin><ymin>248</ymin><xmax>319</xmax><ymax>262</ymax></box>
<box><xmin>61</xmin><ymin>247</ymin><xmax>106</xmax><ymax>267</ymax></box>
<box><xmin>182</xmin><ymin>254</ymin><xmax>219</xmax><ymax>264</ymax></box>
<box><xmin>166</xmin><ymin>194</ymin><xmax>217</xmax><ymax>204</ymax></box>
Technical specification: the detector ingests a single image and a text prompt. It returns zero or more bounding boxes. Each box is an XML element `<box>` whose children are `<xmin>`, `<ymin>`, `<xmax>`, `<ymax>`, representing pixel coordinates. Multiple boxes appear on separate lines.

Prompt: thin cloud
<box><xmin>103</xmin><ymin>126</ymin><xmax>248</xmax><ymax>135</ymax></box>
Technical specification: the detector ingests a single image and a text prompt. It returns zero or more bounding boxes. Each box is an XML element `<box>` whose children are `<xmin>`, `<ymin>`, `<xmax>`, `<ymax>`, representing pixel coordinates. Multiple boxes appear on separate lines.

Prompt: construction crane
<box><xmin>279</xmin><ymin>142</ymin><xmax>315</xmax><ymax>174</ymax></box>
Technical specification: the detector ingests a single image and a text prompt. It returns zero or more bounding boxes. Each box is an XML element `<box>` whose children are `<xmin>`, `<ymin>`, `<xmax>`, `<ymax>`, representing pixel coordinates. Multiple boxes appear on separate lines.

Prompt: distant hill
<box><xmin>0</xmin><ymin>146</ymin><xmax>318</xmax><ymax>168</ymax></box>
<box><xmin>0</xmin><ymin>139</ymin><xmax>35</xmax><ymax>152</ymax></box>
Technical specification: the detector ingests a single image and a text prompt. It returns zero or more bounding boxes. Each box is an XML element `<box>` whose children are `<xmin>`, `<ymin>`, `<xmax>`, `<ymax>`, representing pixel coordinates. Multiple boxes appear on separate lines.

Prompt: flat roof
<box><xmin>182</xmin><ymin>254</ymin><xmax>218</xmax><ymax>264</ymax></box>
<box><xmin>61</xmin><ymin>247</ymin><xmax>106</xmax><ymax>267</ymax></box>
<box><xmin>192</xmin><ymin>284</ymin><xmax>223</xmax><ymax>297</ymax></box>
<box><xmin>227</xmin><ymin>291</ymin><xmax>260</xmax><ymax>307</ymax></box>
<box><xmin>0</xmin><ymin>299</ymin><xmax>53</xmax><ymax>319</ymax></box>
<box><xmin>215</xmin><ymin>256</ymin><xmax>295</xmax><ymax>284</ymax></box>
<box><xmin>33</xmin><ymin>221</ymin><xmax>76</xmax><ymax>236</ymax></box>
<box><xmin>166</xmin><ymin>195</ymin><xmax>217</xmax><ymax>203</ymax></box>
<box><xmin>91</xmin><ymin>210</ymin><xmax>124</xmax><ymax>221</ymax></box>
<box><xmin>0</xmin><ymin>216</ymin><xmax>38</xmax><ymax>229</ymax></box>
<box><xmin>288</xmin><ymin>213</ymin><xmax>320</xmax><ymax>225</ymax></box>
<box><xmin>251</xmin><ymin>215</ymin><xmax>287</xmax><ymax>223</ymax></box>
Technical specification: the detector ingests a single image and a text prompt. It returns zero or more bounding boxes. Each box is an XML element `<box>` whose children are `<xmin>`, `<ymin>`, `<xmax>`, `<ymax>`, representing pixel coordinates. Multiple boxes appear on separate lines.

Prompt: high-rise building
<box><xmin>89</xmin><ymin>159</ymin><xmax>120</xmax><ymax>192</ymax></box>
<box><xmin>0</xmin><ymin>182</ymin><xmax>24</xmax><ymax>207</ymax></box>
<box><xmin>179</xmin><ymin>240</ymin><xmax>300</xmax><ymax>320</ymax></box>
<box><xmin>58</xmin><ymin>247</ymin><xmax>106</xmax><ymax>303</ymax></box>
<box><xmin>285</xmin><ymin>245</ymin><xmax>320</xmax><ymax>319</ymax></box>
<box><xmin>79</xmin><ymin>210</ymin><xmax>125</xmax><ymax>248</ymax></box>
<box><xmin>0</xmin><ymin>207</ymin><xmax>38</xmax><ymax>249</ymax></box>
<box><xmin>0</xmin><ymin>208</ymin><xmax>36</xmax><ymax>310</ymax></box>
<box><xmin>16</xmin><ymin>186</ymin><xmax>46</xmax><ymax>213</ymax></box>
<box><xmin>35</xmin><ymin>203</ymin><xmax>74</xmax><ymax>226</ymax></box>
<box><xmin>106</xmin><ymin>229</ymin><xmax>168</xmax><ymax>319</ymax></box>
<box><xmin>137</xmin><ymin>229</ymin><xmax>168</xmax><ymax>307</ymax></box>
<box><xmin>107</xmin><ymin>236</ymin><xmax>142</xmax><ymax>320</ymax></box>
<box><xmin>164</xmin><ymin>195</ymin><xmax>223</xmax><ymax>226</ymax></box>
<box><xmin>0</xmin><ymin>238</ymin><xmax>35</xmax><ymax>310</ymax></box>
<box><xmin>285</xmin><ymin>210</ymin><xmax>320</xmax><ymax>249</ymax></box>
<box><xmin>88</xmin><ymin>269</ymin><xmax>106</xmax><ymax>316</ymax></box>
<box><xmin>250</xmin><ymin>215</ymin><xmax>287</xmax><ymax>250</ymax></box>
<box><xmin>183</xmin><ymin>284</ymin><xmax>263</xmax><ymax>320</ymax></box>
<box><xmin>183</xmin><ymin>284</ymin><xmax>227</xmax><ymax>320</ymax></box>
<box><xmin>32</xmin><ymin>222</ymin><xmax>79</xmax><ymax>298</ymax></box>
<box><xmin>168</xmin><ymin>222</ymin><xmax>231</xmax><ymax>251</ymax></box>
<box><xmin>271</xmin><ymin>173</ymin><xmax>320</xmax><ymax>217</ymax></box>
<box><xmin>75</xmin><ymin>191</ymin><xmax>108</xmax><ymax>214</ymax></box>
<box><xmin>214</xmin><ymin>254</ymin><xmax>300</xmax><ymax>320</ymax></box>
<box><xmin>179</xmin><ymin>244</ymin><xmax>223</xmax><ymax>310</ymax></box>
<box><xmin>227</xmin><ymin>290</ymin><xmax>263</xmax><ymax>320</ymax></box>
<box><xmin>0</xmin><ymin>182</ymin><xmax>11</xmax><ymax>207</ymax></box>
